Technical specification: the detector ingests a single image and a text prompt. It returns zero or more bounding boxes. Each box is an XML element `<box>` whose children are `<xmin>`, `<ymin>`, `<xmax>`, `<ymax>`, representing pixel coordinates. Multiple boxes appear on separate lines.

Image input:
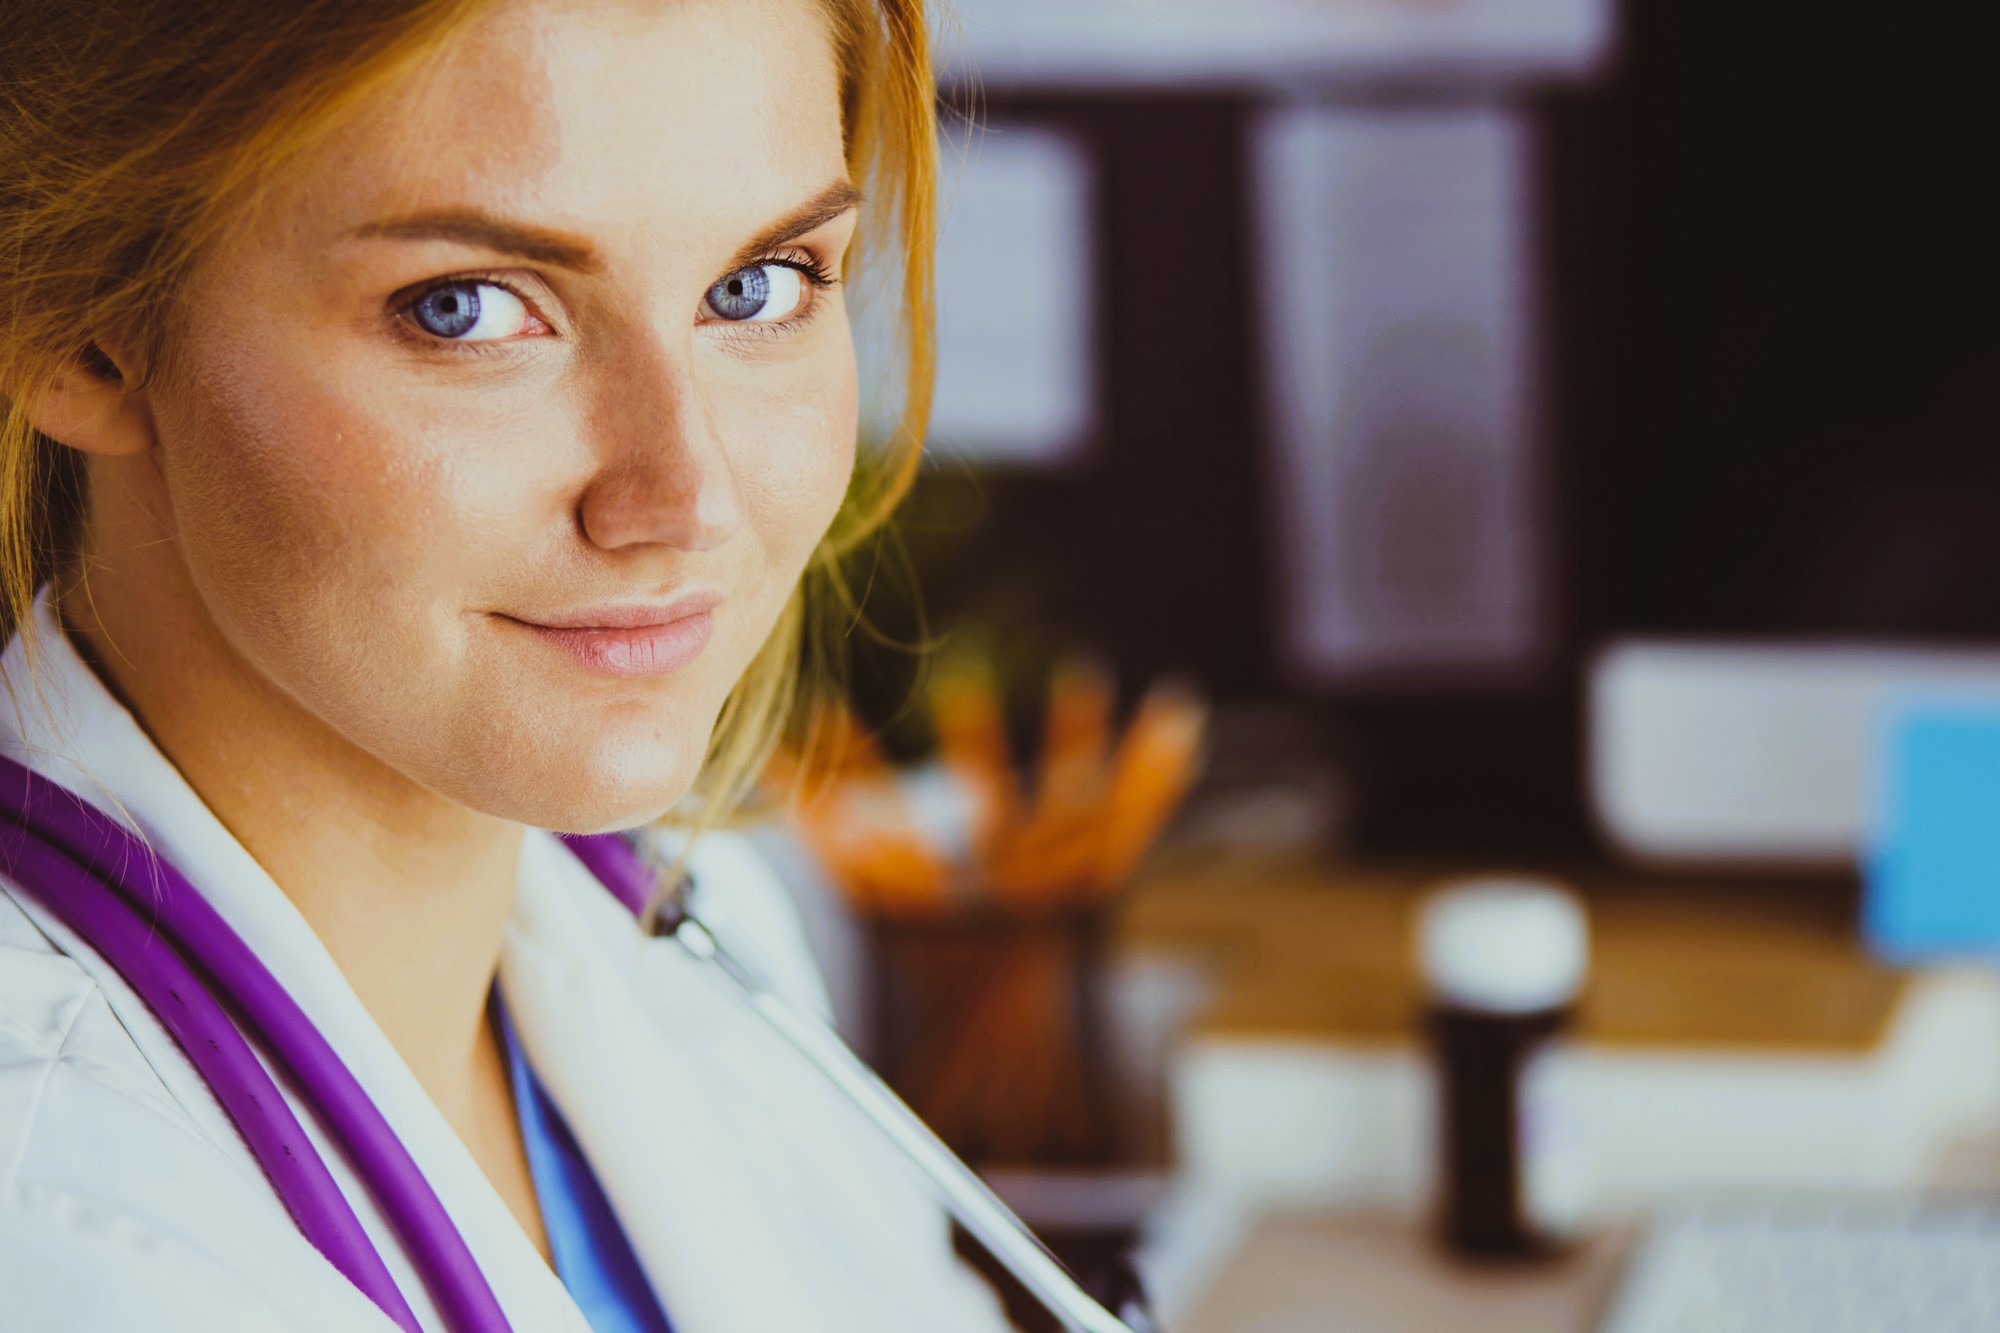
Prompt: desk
<box><xmin>1118</xmin><ymin>850</ymin><xmax>1908</xmax><ymax>1051</ymax></box>
<box><xmin>1176</xmin><ymin>1210</ymin><xmax>1634</xmax><ymax>1333</ymax></box>
<box><xmin>1166</xmin><ymin>1134</ymin><xmax>2000</xmax><ymax>1331</ymax></box>
<box><xmin>1110</xmin><ymin>852</ymin><xmax>2000</xmax><ymax>1323</ymax></box>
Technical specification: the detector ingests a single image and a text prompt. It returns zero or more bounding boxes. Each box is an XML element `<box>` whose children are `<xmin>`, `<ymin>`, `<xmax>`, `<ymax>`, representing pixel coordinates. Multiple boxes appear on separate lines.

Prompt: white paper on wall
<box><xmin>923</xmin><ymin>120</ymin><xmax>1099</xmax><ymax>465</ymax></box>
<box><xmin>853</xmin><ymin>119</ymin><xmax>1098</xmax><ymax>468</ymax></box>
<box><xmin>1254</xmin><ymin>105</ymin><xmax>1550</xmax><ymax>687</ymax></box>
<box><xmin>939</xmin><ymin>0</ymin><xmax>1616</xmax><ymax>90</ymax></box>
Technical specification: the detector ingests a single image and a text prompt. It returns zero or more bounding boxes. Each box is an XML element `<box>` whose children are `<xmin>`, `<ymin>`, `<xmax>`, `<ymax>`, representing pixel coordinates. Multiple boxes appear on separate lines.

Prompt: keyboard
<box><xmin>1602</xmin><ymin>1196</ymin><xmax>2000</xmax><ymax>1333</ymax></box>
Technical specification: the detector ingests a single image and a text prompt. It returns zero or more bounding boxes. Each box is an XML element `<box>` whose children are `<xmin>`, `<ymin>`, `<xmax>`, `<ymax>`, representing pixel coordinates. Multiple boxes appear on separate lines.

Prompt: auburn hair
<box><xmin>0</xmin><ymin>0</ymin><xmax>937</xmax><ymax>838</ymax></box>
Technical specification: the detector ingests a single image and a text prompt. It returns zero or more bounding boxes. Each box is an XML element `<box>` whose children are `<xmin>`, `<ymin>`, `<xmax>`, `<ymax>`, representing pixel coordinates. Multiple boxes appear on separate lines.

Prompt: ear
<box><xmin>21</xmin><ymin>342</ymin><xmax>156</xmax><ymax>458</ymax></box>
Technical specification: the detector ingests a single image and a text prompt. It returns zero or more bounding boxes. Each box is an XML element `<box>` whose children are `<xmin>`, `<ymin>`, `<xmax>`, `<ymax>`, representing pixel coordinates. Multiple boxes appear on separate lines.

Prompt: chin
<box><xmin>511</xmin><ymin>730</ymin><xmax>707</xmax><ymax>835</ymax></box>
<box><xmin>481</xmin><ymin>778</ymin><xmax>690</xmax><ymax>837</ymax></box>
<box><xmin>544</xmin><ymin>793</ymin><xmax>690</xmax><ymax>837</ymax></box>
<box><xmin>421</xmin><ymin>682</ymin><xmax>720</xmax><ymax>832</ymax></box>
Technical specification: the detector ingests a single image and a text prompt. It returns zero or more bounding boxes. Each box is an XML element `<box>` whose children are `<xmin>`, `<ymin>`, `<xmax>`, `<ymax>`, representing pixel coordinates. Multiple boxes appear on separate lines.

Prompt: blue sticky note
<box><xmin>1867</xmin><ymin>704</ymin><xmax>2000</xmax><ymax>962</ymax></box>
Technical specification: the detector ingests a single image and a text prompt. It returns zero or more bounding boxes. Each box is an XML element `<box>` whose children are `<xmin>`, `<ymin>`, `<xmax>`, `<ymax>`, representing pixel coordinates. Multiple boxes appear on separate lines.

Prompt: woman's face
<box><xmin>131</xmin><ymin>0</ymin><xmax>858</xmax><ymax>830</ymax></box>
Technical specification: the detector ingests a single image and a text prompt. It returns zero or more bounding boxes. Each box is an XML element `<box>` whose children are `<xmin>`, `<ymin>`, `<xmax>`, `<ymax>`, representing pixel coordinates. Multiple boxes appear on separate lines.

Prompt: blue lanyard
<box><xmin>493</xmin><ymin>996</ymin><xmax>675</xmax><ymax>1333</ymax></box>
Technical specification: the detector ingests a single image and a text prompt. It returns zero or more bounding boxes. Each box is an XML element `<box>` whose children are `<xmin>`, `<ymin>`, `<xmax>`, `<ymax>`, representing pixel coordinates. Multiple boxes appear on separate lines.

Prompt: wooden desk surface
<box><xmin>1177</xmin><ymin>1210</ymin><xmax>1636</xmax><ymax>1333</ymax></box>
<box><xmin>1118</xmin><ymin>850</ymin><xmax>1910</xmax><ymax>1052</ymax></box>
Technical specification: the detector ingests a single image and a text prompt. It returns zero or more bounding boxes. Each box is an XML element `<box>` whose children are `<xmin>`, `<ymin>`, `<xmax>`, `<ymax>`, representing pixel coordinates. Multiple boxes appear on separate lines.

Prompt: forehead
<box><xmin>281</xmin><ymin>0</ymin><xmax>846</xmax><ymax>257</ymax></box>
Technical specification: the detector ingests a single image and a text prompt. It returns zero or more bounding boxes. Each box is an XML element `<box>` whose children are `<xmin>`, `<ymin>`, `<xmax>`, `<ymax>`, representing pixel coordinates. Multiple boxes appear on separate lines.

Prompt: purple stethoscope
<box><xmin>0</xmin><ymin>754</ymin><xmax>1146</xmax><ymax>1333</ymax></box>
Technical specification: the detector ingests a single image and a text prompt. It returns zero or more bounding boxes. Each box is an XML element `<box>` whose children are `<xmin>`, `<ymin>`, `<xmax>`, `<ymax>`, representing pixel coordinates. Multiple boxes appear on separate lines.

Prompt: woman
<box><xmin>0</xmin><ymin>0</ymin><xmax>1021</xmax><ymax>1329</ymax></box>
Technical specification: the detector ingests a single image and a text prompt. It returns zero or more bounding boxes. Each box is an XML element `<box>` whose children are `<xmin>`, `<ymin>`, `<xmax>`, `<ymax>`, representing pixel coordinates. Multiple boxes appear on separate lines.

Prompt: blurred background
<box><xmin>752</xmin><ymin>0</ymin><xmax>2000</xmax><ymax>1327</ymax></box>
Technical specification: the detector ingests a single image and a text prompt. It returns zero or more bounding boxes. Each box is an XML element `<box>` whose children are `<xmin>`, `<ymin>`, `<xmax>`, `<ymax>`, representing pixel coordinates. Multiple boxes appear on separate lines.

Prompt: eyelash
<box><xmin>390</xmin><ymin>270</ymin><xmax>541</xmax><ymax>357</ymax></box>
<box><xmin>709</xmin><ymin>249</ymin><xmax>840</xmax><ymax>342</ymax></box>
<box><xmin>390</xmin><ymin>249</ymin><xmax>841</xmax><ymax>354</ymax></box>
<box><xmin>761</xmin><ymin>249</ymin><xmax>840</xmax><ymax>290</ymax></box>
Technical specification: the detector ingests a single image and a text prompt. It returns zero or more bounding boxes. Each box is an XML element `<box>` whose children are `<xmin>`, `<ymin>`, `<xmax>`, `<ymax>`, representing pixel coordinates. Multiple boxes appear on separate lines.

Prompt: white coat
<box><xmin>0</xmin><ymin>590</ymin><xmax>1013</xmax><ymax>1333</ymax></box>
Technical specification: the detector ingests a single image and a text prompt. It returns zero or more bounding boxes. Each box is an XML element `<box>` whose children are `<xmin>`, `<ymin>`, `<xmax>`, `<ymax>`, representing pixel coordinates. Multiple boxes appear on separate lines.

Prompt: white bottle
<box><xmin>1418</xmin><ymin>877</ymin><xmax>1591</xmax><ymax>1257</ymax></box>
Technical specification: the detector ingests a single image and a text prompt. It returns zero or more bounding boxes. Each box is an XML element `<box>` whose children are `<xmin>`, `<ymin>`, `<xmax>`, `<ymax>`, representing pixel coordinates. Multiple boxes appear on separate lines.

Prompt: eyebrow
<box><xmin>724</xmin><ymin>179</ymin><xmax>863</xmax><ymax>271</ymax></box>
<box><xmin>352</xmin><ymin>211</ymin><xmax>604</xmax><ymax>272</ymax></box>
<box><xmin>349</xmin><ymin>179</ymin><xmax>863</xmax><ymax>277</ymax></box>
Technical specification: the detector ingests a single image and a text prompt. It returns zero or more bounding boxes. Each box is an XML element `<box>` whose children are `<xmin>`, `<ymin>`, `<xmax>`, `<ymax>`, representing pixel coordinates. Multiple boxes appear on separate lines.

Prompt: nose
<box><xmin>574</xmin><ymin>339</ymin><xmax>746</xmax><ymax>554</ymax></box>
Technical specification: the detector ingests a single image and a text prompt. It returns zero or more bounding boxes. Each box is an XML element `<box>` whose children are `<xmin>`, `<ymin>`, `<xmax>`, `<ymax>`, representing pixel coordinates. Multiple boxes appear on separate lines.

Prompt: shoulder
<box><xmin>0</xmin><ymin>1180</ymin><xmax>313</xmax><ymax>1333</ymax></box>
<box><xmin>0</xmin><ymin>883</ymin><xmax>193</xmax><ymax>1141</ymax></box>
<box><xmin>0</xmin><ymin>886</ymin><xmax>383</xmax><ymax>1332</ymax></box>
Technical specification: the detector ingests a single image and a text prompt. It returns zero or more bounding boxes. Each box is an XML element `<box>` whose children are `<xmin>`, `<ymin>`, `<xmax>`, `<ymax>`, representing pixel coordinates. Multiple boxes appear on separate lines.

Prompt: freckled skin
<box><xmin>93</xmin><ymin>0</ymin><xmax>858</xmax><ymax>832</ymax></box>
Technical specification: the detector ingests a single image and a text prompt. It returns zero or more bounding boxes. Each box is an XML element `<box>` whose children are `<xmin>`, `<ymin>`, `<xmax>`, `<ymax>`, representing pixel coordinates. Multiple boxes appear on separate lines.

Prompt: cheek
<box><xmin>167</xmin><ymin>357</ymin><xmax>405</xmax><ymax>630</ymax></box>
<box><xmin>154</xmin><ymin>323</ymin><xmax>553</xmax><ymax>675</ymax></box>
<box><xmin>730</xmin><ymin>348</ymin><xmax>858</xmax><ymax>592</ymax></box>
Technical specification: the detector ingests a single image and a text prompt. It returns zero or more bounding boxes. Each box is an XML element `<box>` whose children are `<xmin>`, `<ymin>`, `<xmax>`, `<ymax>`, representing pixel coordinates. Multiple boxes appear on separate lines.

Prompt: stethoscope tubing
<box><xmin>0</xmin><ymin>755</ymin><xmax>512</xmax><ymax>1333</ymax></box>
<box><xmin>0</xmin><ymin>815</ymin><xmax>421</xmax><ymax>1330</ymax></box>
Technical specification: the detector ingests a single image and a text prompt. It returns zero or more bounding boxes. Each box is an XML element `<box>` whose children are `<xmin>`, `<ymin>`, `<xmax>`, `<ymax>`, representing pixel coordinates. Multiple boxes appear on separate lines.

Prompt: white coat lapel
<box><xmin>502</xmin><ymin>832</ymin><xmax>1017</xmax><ymax>1333</ymax></box>
<box><xmin>499</xmin><ymin>835</ymin><xmax>825</xmax><ymax>1333</ymax></box>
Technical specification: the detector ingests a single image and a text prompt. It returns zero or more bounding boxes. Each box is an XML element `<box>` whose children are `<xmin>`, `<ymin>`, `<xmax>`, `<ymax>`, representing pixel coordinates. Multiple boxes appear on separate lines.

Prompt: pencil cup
<box><xmin>866</xmin><ymin>901</ymin><xmax>1123</xmax><ymax>1168</ymax></box>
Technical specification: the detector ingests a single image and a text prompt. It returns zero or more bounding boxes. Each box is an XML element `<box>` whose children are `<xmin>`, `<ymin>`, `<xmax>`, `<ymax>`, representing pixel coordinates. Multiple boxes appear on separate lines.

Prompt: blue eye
<box><xmin>405</xmin><ymin>280</ymin><xmax>536</xmax><ymax>341</ymax></box>
<box><xmin>703</xmin><ymin>264</ymin><xmax>808</xmax><ymax>323</ymax></box>
<box><xmin>412</xmin><ymin>283</ymin><xmax>479</xmax><ymax>337</ymax></box>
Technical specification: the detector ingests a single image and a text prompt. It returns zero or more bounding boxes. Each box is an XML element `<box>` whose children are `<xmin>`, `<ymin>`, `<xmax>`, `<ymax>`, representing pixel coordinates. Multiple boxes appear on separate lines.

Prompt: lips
<box><xmin>506</xmin><ymin>591</ymin><xmax>722</xmax><ymax>678</ymax></box>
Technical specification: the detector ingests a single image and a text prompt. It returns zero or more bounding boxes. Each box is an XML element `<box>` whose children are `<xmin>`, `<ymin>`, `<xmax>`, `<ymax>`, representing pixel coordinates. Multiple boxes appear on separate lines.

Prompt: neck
<box><xmin>55</xmin><ymin>569</ymin><xmax>523</xmax><ymax>1123</ymax></box>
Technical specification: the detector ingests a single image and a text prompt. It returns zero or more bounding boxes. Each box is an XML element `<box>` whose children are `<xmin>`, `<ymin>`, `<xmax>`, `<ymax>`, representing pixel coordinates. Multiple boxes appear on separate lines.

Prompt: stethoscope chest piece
<box><xmin>642</xmin><ymin>869</ymin><xmax>696</xmax><ymax>939</ymax></box>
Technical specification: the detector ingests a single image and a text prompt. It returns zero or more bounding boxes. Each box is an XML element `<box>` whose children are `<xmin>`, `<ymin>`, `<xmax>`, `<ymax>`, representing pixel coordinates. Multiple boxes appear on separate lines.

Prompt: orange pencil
<box><xmin>819</xmin><ymin>702</ymin><xmax>892</xmax><ymax>782</ymax></box>
<box><xmin>983</xmin><ymin>810</ymin><xmax>1102</xmax><ymax>904</ymax></box>
<box><xmin>981</xmin><ymin>655</ymin><xmax>1118</xmax><ymax>905</ymax></box>
<box><xmin>792</xmin><ymin>773</ymin><xmax>948</xmax><ymax>914</ymax></box>
<box><xmin>928</xmin><ymin>653</ymin><xmax>1022</xmax><ymax>856</ymax></box>
<box><xmin>1031</xmin><ymin>653</ymin><xmax>1115</xmax><ymax>821</ymax></box>
<box><xmin>1094</xmin><ymin>681</ymin><xmax>1207</xmax><ymax>889</ymax></box>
